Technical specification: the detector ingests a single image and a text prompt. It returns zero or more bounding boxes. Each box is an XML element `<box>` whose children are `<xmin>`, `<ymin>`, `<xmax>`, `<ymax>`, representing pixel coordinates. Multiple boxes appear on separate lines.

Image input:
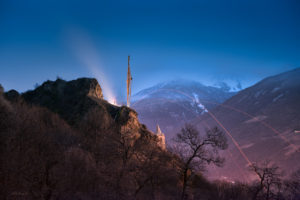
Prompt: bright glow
<box><xmin>67</xmin><ymin>29</ymin><xmax>116</xmax><ymax>104</ymax></box>
<box><xmin>111</xmin><ymin>97</ymin><xmax>119</xmax><ymax>106</ymax></box>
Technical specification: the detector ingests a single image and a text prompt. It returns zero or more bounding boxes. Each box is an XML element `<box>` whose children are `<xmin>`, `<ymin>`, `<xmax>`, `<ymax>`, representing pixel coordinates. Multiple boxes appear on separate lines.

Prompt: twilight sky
<box><xmin>0</xmin><ymin>0</ymin><xmax>299</xmax><ymax>102</ymax></box>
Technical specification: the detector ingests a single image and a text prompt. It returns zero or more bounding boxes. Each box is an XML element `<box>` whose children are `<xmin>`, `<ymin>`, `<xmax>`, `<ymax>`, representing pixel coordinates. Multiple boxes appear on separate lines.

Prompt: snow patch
<box><xmin>254</xmin><ymin>90</ymin><xmax>263</xmax><ymax>98</ymax></box>
<box><xmin>192</xmin><ymin>93</ymin><xmax>199</xmax><ymax>103</ymax></box>
<box><xmin>271</xmin><ymin>87</ymin><xmax>280</xmax><ymax>93</ymax></box>
<box><xmin>192</xmin><ymin>93</ymin><xmax>208</xmax><ymax>114</ymax></box>
<box><xmin>241</xmin><ymin>143</ymin><xmax>254</xmax><ymax>149</ymax></box>
<box><xmin>273</xmin><ymin>94</ymin><xmax>284</xmax><ymax>102</ymax></box>
<box><xmin>197</xmin><ymin>103</ymin><xmax>205</xmax><ymax>110</ymax></box>
<box><xmin>237</xmin><ymin>95</ymin><xmax>248</xmax><ymax>103</ymax></box>
<box><xmin>244</xmin><ymin>115</ymin><xmax>267</xmax><ymax>124</ymax></box>
<box><xmin>213</xmin><ymin>80</ymin><xmax>243</xmax><ymax>92</ymax></box>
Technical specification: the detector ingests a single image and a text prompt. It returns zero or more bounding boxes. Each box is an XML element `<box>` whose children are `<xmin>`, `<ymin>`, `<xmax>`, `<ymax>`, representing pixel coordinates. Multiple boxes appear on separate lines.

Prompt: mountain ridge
<box><xmin>132</xmin><ymin>79</ymin><xmax>236</xmax><ymax>140</ymax></box>
<box><xmin>196</xmin><ymin>67</ymin><xmax>300</xmax><ymax>181</ymax></box>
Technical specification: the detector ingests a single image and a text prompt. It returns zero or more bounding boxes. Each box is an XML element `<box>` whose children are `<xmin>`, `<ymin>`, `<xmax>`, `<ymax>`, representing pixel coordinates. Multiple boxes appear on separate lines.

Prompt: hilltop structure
<box><xmin>156</xmin><ymin>124</ymin><xmax>166</xmax><ymax>150</ymax></box>
<box><xmin>127</xmin><ymin>55</ymin><xmax>132</xmax><ymax>107</ymax></box>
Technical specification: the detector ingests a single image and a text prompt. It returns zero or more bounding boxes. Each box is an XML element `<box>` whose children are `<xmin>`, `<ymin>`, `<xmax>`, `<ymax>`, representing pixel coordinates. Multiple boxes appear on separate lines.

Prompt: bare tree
<box><xmin>171</xmin><ymin>124</ymin><xmax>228</xmax><ymax>200</ymax></box>
<box><xmin>250</xmin><ymin>161</ymin><xmax>283</xmax><ymax>200</ymax></box>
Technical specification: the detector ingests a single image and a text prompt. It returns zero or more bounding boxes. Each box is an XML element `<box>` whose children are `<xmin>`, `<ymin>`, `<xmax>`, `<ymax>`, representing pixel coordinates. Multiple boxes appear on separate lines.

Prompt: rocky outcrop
<box><xmin>22</xmin><ymin>78</ymin><xmax>108</xmax><ymax>125</ymax></box>
<box><xmin>4</xmin><ymin>90</ymin><xmax>20</xmax><ymax>102</ymax></box>
<box><xmin>19</xmin><ymin>78</ymin><xmax>160</xmax><ymax>145</ymax></box>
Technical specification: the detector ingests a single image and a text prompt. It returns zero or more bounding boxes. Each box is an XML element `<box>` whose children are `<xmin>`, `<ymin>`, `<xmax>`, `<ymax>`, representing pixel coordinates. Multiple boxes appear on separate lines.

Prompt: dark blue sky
<box><xmin>0</xmin><ymin>0</ymin><xmax>299</xmax><ymax>102</ymax></box>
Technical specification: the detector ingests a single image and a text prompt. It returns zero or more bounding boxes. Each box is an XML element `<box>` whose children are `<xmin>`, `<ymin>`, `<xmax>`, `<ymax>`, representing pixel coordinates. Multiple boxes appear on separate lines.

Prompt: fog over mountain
<box><xmin>132</xmin><ymin>79</ymin><xmax>237</xmax><ymax>140</ymax></box>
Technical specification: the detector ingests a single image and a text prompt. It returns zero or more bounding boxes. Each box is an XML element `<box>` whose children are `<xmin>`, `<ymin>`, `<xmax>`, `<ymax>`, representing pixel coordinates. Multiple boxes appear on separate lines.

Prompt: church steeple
<box><xmin>155</xmin><ymin>124</ymin><xmax>165</xmax><ymax>150</ymax></box>
<box><xmin>156</xmin><ymin>124</ymin><xmax>162</xmax><ymax>135</ymax></box>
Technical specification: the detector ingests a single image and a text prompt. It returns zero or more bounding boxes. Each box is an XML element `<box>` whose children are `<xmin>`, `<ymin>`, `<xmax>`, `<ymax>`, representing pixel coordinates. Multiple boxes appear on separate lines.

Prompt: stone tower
<box><xmin>156</xmin><ymin>124</ymin><xmax>166</xmax><ymax>150</ymax></box>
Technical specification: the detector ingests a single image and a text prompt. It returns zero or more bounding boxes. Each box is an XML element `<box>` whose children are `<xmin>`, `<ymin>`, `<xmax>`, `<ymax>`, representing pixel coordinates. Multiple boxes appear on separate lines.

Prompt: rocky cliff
<box><xmin>13</xmin><ymin>77</ymin><xmax>164</xmax><ymax>148</ymax></box>
<box><xmin>22</xmin><ymin>78</ymin><xmax>107</xmax><ymax>124</ymax></box>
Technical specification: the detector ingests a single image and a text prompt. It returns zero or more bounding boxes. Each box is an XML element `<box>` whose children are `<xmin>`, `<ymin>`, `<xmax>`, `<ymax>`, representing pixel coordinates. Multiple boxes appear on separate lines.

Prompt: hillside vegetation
<box><xmin>0</xmin><ymin>78</ymin><xmax>299</xmax><ymax>200</ymax></box>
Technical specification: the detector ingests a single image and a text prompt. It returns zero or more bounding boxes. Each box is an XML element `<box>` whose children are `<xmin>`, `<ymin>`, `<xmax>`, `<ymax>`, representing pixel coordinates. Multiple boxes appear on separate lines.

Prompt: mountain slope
<box><xmin>196</xmin><ymin>68</ymin><xmax>300</xmax><ymax>181</ymax></box>
<box><xmin>132</xmin><ymin>79</ymin><xmax>236</xmax><ymax>140</ymax></box>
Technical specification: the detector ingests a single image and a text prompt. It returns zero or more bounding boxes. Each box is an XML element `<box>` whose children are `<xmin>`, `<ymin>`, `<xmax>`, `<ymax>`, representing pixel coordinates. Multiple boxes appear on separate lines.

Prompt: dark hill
<box><xmin>0</xmin><ymin>78</ymin><xmax>176</xmax><ymax>200</ymax></box>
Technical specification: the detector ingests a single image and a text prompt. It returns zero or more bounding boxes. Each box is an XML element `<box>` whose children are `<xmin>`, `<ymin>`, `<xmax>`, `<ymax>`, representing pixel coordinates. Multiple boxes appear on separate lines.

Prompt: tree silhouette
<box><xmin>250</xmin><ymin>161</ymin><xmax>283</xmax><ymax>200</ymax></box>
<box><xmin>171</xmin><ymin>124</ymin><xmax>228</xmax><ymax>200</ymax></box>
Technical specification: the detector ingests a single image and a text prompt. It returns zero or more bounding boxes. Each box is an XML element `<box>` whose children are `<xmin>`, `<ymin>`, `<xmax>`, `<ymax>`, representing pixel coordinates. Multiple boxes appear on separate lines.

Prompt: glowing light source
<box><xmin>67</xmin><ymin>29</ymin><xmax>116</xmax><ymax>104</ymax></box>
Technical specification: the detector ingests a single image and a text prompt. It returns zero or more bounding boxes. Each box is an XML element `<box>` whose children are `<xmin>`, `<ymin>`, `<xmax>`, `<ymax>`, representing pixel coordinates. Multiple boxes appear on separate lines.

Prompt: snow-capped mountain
<box><xmin>132</xmin><ymin>79</ymin><xmax>236</xmax><ymax>140</ymax></box>
<box><xmin>213</xmin><ymin>80</ymin><xmax>243</xmax><ymax>92</ymax></box>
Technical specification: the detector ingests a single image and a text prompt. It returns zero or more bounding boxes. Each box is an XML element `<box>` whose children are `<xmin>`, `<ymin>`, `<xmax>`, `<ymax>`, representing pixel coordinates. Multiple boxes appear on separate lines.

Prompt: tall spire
<box><xmin>127</xmin><ymin>55</ymin><xmax>132</xmax><ymax>107</ymax></box>
<box><xmin>155</xmin><ymin>124</ymin><xmax>165</xmax><ymax>150</ymax></box>
<box><xmin>156</xmin><ymin>124</ymin><xmax>162</xmax><ymax>135</ymax></box>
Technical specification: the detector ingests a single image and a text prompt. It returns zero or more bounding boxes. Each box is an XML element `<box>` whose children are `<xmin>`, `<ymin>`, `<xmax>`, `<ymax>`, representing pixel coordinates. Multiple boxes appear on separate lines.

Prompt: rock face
<box><xmin>4</xmin><ymin>90</ymin><xmax>20</xmax><ymax>102</ymax></box>
<box><xmin>22</xmin><ymin>78</ymin><xmax>109</xmax><ymax>125</ymax></box>
<box><xmin>196</xmin><ymin>68</ymin><xmax>300</xmax><ymax>181</ymax></box>
<box><xmin>20</xmin><ymin>77</ymin><xmax>161</xmax><ymax>145</ymax></box>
